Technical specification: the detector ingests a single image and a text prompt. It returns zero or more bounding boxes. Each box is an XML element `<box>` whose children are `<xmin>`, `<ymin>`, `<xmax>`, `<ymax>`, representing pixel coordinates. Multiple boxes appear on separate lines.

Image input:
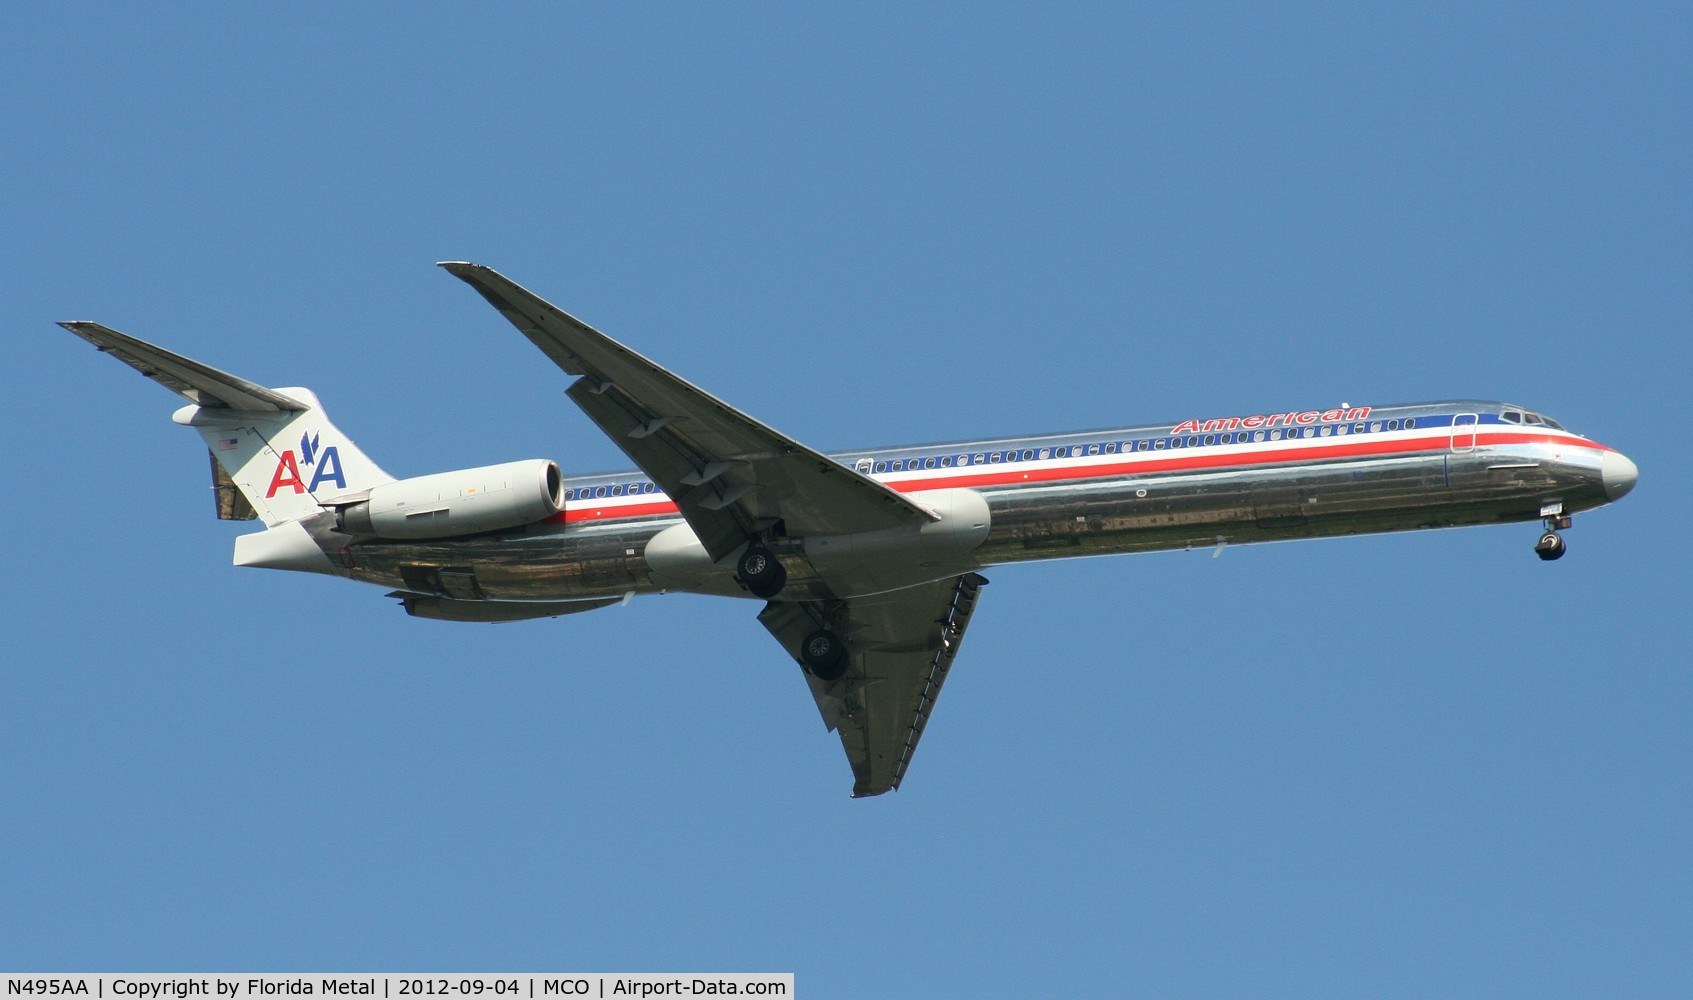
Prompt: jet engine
<box><xmin>335</xmin><ymin>459</ymin><xmax>565</xmax><ymax>539</ymax></box>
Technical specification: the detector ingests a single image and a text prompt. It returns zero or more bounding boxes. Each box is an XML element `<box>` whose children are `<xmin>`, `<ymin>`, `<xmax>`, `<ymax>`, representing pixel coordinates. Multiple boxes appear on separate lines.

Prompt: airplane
<box><xmin>62</xmin><ymin>262</ymin><xmax>1640</xmax><ymax>797</ymax></box>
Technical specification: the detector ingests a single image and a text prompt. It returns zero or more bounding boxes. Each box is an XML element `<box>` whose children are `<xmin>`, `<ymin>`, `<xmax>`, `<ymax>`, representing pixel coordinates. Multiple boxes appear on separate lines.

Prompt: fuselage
<box><xmin>71</xmin><ymin>273</ymin><xmax>1645</xmax><ymax>797</ymax></box>
<box><xmin>320</xmin><ymin>399</ymin><xmax>1637</xmax><ymax>603</ymax></box>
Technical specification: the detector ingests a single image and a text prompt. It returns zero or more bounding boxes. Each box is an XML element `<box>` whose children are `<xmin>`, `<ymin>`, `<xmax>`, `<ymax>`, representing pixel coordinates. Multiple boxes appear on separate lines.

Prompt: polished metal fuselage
<box><xmin>323</xmin><ymin>400</ymin><xmax>1618</xmax><ymax>603</ymax></box>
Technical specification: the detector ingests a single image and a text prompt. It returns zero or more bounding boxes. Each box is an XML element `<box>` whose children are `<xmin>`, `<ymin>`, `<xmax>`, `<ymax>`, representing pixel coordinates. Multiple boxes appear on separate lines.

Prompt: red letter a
<box><xmin>266</xmin><ymin>451</ymin><xmax>305</xmax><ymax>497</ymax></box>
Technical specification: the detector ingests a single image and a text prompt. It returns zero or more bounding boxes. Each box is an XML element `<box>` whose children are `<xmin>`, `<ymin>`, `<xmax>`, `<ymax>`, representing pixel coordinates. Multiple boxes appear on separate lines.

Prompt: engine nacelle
<box><xmin>336</xmin><ymin>459</ymin><xmax>564</xmax><ymax>539</ymax></box>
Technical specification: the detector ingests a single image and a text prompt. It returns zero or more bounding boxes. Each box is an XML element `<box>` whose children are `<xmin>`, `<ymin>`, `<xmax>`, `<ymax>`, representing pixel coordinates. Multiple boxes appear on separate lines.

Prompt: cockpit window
<box><xmin>1503</xmin><ymin>411</ymin><xmax>1523</xmax><ymax>423</ymax></box>
<box><xmin>1524</xmin><ymin>413</ymin><xmax>1545</xmax><ymax>426</ymax></box>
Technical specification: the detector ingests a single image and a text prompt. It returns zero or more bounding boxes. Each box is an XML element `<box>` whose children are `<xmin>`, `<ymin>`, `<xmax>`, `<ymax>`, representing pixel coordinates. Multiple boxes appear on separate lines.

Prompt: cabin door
<box><xmin>1450</xmin><ymin>413</ymin><xmax>1478</xmax><ymax>453</ymax></box>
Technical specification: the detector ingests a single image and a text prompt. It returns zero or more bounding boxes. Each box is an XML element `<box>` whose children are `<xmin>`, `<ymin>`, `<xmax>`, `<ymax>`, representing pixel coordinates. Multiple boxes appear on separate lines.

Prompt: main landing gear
<box><xmin>1535</xmin><ymin>508</ymin><xmax>1573</xmax><ymax>561</ymax></box>
<box><xmin>801</xmin><ymin>629</ymin><xmax>849</xmax><ymax>681</ymax></box>
<box><xmin>737</xmin><ymin>539</ymin><xmax>849</xmax><ymax>680</ymax></box>
<box><xmin>737</xmin><ymin>543</ymin><xmax>787</xmax><ymax>598</ymax></box>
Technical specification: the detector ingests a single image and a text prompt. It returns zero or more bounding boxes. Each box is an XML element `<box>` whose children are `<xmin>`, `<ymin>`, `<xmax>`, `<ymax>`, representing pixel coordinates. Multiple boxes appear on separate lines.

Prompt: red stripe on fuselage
<box><xmin>553</xmin><ymin>431</ymin><xmax>1611</xmax><ymax>524</ymax></box>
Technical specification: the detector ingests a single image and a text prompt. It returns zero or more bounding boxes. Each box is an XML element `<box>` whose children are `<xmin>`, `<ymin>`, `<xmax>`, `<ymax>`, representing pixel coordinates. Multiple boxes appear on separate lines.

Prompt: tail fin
<box><xmin>61</xmin><ymin>322</ymin><xmax>393</xmax><ymax>526</ymax></box>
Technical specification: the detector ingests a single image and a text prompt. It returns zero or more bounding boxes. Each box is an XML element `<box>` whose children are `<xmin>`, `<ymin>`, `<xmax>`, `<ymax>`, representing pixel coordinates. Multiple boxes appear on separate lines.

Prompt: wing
<box><xmin>760</xmin><ymin>573</ymin><xmax>989</xmax><ymax>797</ymax></box>
<box><xmin>439</xmin><ymin>262</ymin><xmax>934</xmax><ymax>562</ymax></box>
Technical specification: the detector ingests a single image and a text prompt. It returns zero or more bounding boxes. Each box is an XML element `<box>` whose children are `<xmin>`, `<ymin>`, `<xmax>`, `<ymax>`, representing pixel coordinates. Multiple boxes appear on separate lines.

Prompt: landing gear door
<box><xmin>1451</xmin><ymin>413</ymin><xmax>1478</xmax><ymax>453</ymax></box>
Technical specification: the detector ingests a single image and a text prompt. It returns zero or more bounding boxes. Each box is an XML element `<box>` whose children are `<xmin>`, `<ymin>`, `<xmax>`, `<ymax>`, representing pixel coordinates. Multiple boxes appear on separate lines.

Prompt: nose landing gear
<box><xmin>1535</xmin><ymin>505</ymin><xmax>1572</xmax><ymax>561</ymax></box>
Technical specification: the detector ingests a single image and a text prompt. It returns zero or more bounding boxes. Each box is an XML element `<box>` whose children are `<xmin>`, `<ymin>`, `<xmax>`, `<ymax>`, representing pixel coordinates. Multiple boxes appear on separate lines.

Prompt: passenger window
<box><xmin>1021</xmin><ymin>449</ymin><xmax>1034</xmax><ymax>461</ymax></box>
<box><xmin>1404</xmin><ymin>418</ymin><xmax>1416</xmax><ymax>429</ymax></box>
<box><xmin>988</xmin><ymin>452</ymin><xmax>1001</xmax><ymax>464</ymax></box>
<box><xmin>1203</xmin><ymin>435</ymin><xmax>1216</xmax><ymax>446</ymax></box>
<box><xmin>1336</xmin><ymin>425</ymin><xmax>1349</xmax><ymax>435</ymax></box>
<box><xmin>973</xmin><ymin>454</ymin><xmax>987</xmax><ymax>465</ymax></box>
<box><xmin>1319</xmin><ymin>426</ymin><xmax>1332</xmax><ymax>437</ymax></box>
<box><xmin>1137</xmin><ymin>440</ymin><xmax>1149</xmax><ymax>451</ymax></box>
<box><xmin>940</xmin><ymin>456</ymin><xmax>953</xmax><ymax>468</ymax></box>
<box><xmin>1371</xmin><ymin>422</ymin><xmax>1382</xmax><ymax>433</ymax></box>
<box><xmin>874</xmin><ymin>461</ymin><xmax>887</xmax><ymax>473</ymax></box>
<box><xmin>594</xmin><ymin>486</ymin><xmax>607</xmax><ymax>499</ymax></box>
<box><xmin>1154</xmin><ymin>439</ymin><xmax>1167</xmax><ymax>450</ymax></box>
<box><xmin>1387</xmin><ymin>419</ymin><xmax>1399</xmax><ymax>431</ymax></box>
<box><xmin>924</xmin><ymin>457</ymin><xmax>937</xmax><ymax>469</ymax></box>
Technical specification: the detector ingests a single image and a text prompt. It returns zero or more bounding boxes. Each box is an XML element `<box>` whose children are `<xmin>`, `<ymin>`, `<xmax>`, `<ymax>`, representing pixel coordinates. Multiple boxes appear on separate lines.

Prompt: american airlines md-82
<box><xmin>64</xmin><ymin>263</ymin><xmax>1639</xmax><ymax>797</ymax></box>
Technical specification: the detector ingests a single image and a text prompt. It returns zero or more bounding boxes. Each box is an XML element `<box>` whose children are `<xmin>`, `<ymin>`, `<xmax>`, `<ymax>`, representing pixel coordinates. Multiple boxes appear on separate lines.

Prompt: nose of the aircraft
<box><xmin>1601</xmin><ymin>450</ymin><xmax>1639</xmax><ymax>501</ymax></box>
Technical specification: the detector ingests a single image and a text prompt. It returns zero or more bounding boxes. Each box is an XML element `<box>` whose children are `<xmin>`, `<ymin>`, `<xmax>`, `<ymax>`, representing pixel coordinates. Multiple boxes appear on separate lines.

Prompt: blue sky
<box><xmin>5</xmin><ymin>4</ymin><xmax>1689</xmax><ymax>995</ymax></box>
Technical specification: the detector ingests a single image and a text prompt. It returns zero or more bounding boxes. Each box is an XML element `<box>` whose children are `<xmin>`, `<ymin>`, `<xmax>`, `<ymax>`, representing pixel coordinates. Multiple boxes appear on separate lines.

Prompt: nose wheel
<box><xmin>1534</xmin><ymin>508</ymin><xmax>1572</xmax><ymax>561</ymax></box>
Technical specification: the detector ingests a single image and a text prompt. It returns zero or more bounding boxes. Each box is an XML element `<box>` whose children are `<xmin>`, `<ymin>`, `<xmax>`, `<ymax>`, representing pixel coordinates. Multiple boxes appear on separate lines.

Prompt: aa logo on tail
<box><xmin>266</xmin><ymin>430</ymin><xmax>346</xmax><ymax>498</ymax></box>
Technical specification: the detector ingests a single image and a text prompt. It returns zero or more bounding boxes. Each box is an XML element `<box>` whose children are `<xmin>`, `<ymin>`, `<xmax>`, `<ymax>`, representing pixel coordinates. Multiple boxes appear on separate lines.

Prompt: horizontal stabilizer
<box><xmin>65</xmin><ymin>321</ymin><xmax>393</xmax><ymax>527</ymax></box>
<box><xmin>60</xmin><ymin>321</ymin><xmax>305</xmax><ymax>412</ymax></box>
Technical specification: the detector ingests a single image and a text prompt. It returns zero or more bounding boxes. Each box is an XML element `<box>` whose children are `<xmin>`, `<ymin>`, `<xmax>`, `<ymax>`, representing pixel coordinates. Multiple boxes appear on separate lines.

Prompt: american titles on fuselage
<box><xmin>1170</xmin><ymin>406</ymin><xmax>1372</xmax><ymax>435</ymax></box>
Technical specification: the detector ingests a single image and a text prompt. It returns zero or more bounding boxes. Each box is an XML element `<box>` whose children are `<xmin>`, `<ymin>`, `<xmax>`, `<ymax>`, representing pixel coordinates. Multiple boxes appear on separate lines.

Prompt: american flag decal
<box><xmin>218</xmin><ymin>437</ymin><xmax>239</xmax><ymax>451</ymax></box>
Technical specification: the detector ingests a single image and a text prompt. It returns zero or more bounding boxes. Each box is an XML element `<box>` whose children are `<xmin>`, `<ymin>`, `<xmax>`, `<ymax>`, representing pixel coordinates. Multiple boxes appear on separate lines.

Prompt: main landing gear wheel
<box><xmin>1535</xmin><ymin>531</ymin><xmax>1567</xmax><ymax>561</ymax></box>
<box><xmin>801</xmin><ymin>629</ymin><xmax>849</xmax><ymax>681</ymax></box>
<box><xmin>736</xmin><ymin>544</ymin><xmax>787</xmax><ymax>598</ymax></box>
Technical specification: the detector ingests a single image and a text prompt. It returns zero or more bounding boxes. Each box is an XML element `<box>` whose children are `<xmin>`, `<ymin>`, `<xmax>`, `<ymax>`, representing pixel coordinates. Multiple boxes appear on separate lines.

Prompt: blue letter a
<box><xmin>307</xmin><ymin>445</ymin><xmax>347</xmax><ymax>492</ymax></box>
